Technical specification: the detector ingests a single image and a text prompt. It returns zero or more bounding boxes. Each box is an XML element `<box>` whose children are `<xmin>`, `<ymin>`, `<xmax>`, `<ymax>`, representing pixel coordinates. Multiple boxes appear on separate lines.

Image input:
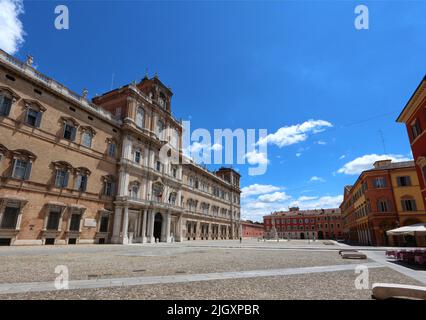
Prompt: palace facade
<box><xmin>0</xmin><ymin>49</ymin><xmax>241</xmax><ymax>246</ymax></box>
<box><xmin>263</xmin><ymin>207</ymin><xmax>342</xmax><ymax>240</ymax></box>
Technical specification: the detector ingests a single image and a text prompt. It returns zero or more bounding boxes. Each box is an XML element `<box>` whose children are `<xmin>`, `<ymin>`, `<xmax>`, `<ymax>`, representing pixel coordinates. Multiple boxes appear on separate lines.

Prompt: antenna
<box><xmin>378</xmin><ymin>130</ymin><xmax>387</xmax><ymax>154</ymax></box>
<box><xmin>110</xmin><ymin>73</ymin><xmax>115</xmax><ymax>90</ymax></box>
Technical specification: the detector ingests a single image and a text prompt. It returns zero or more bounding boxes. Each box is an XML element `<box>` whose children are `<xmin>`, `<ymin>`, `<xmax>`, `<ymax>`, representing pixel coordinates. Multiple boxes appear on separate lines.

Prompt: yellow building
<box><xmin>390</xmin><ymin>168</ymin><xmax>426</xmax><ymax>225</ymax></box>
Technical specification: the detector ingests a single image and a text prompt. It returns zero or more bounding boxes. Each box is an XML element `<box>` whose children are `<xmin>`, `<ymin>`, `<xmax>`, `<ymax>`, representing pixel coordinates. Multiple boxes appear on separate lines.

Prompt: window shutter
<box><xmin>63</xmin><ymin>171</ymin><xmax>69</xmax><ymax>188</ymax></box>
<box><xmin>35</xmin><ymin>111</ymin><xmax>42</xmax><ymax>128</ymax></box>
<box><xmin>2</xmin><ymin>97</ymin><xmax>12</xmax><ymax>116</ymax></box>
<box><xmin>407</xmin><ymin>176</ymin><xmax>411</xmax><ymax>186</ymax></box>
<box><xmin>71</xmin><ymin>127</ymin><xmax>76</xmax><ymax>141</ymax></box>
<box><xmin>24</xmin><ymin>162</ymin><xmax>32</xmax><ymax>180</ymax></box>
<box><xmin>75</xmin><ymin>175</ymin><xmax>82</xmax><ymax>190</ymax></box>
<box><xmin>11</xmin><ymin>159</ymin><xmax>17</xmax><ymax>178</ymax></box>
<box><xmin>412</xmin><ymin>200</ymin><xmax>417</xmax><ymax>211</ymax></box>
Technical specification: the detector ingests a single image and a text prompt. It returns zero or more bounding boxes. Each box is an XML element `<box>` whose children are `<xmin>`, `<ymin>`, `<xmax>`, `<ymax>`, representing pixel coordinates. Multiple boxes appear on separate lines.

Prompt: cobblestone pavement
<box><xmin>0</xmin><ymin>240</ymin><xmax>424</xmax><ymax>299</ymax></box>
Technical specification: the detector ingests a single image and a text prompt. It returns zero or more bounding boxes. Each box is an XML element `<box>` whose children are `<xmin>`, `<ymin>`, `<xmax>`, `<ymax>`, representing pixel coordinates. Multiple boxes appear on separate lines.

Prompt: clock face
<box><xmin>152</xmin><ymin>181</ymin><xmax>164</xmax><ymax>197</ymax></box>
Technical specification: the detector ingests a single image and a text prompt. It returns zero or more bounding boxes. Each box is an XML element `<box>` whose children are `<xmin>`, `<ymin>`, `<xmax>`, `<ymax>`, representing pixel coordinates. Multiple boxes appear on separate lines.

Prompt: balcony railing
<box><xmin>0</xmin><ymin>49</ymin><xmax>121</xmax><ymax>124</ymax></box>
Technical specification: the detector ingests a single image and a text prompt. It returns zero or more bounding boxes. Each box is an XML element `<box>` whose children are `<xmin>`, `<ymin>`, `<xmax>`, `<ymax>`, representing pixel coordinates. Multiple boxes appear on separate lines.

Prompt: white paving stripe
<box><xmin>0</xmin><ymin>262</ymin><xmax>383</xmax><ymax>294</ymax></box>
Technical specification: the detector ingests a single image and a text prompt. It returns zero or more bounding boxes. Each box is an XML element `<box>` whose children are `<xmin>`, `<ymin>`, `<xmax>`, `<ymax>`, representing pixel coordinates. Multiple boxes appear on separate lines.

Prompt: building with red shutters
<box><xmin>263</xmin><ymin>207</ymin><xmax>342</xmax><ymax>240</ymax></box>
<box><xmin>241</xmin><ymin>220</ymin><xmax>264</xmax><ymax>238</ymax></box>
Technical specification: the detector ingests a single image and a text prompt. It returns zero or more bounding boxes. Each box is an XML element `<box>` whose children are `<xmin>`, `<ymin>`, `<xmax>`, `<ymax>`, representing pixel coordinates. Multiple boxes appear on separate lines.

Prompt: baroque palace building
<box><xmin>0</xmin><ymin>49</ymin><xmax>241</xmax><ymax>246</ymax></box>
<box><xmin>340</xmin><ymin>160</ymin><xmax>426</xmax><ymax>246</ymax></box>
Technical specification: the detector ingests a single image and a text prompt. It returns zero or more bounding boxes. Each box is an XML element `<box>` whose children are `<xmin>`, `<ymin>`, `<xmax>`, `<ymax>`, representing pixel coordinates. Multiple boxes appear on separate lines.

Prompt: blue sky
<box><xmin>0</xmin><ymin>0</ymin><xmax>424</xmax><ymax>221</ymax></box>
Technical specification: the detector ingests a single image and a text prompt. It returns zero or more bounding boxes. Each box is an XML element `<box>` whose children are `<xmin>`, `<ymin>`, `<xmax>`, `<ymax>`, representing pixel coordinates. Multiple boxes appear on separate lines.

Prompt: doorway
<box><xmin>154</xmin><ymin>213</ymin><xmax>163</xmax><ymax>241</ymax></box>
<box><xmin>300</xmin><ymin>233</ymin><xmax>305</xmax><ymax>239</ymax></box>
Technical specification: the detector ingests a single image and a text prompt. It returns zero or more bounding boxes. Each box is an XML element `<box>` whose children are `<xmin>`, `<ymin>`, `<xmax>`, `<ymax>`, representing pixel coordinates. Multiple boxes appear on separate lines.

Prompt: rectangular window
<box><xmin>25</xmin><ymin>108</ymin><xmax>42</xmax><ymax>127</ymax></box>
<box><xmin>0</xmin><ymin>95</ymin><xmax>12</xmax><ymax>116</ymax></box>
<box><xmin>82</xmin><ymin>132</ymin><xmax>92</xmax><ymax>148</ymax></box>
<box><xmin>55</xmin><ymin>170</ymin><xmax>69</xmax><ymax>188</ymax></box>
<box><xmin>402</xmin><ymin>199</ymin><xmax>417</xmax><ymax>211</ymax></box>
<box><xmin>108</xmin><ymin>143</ymin><xmax>116</xmax><ymax>157</ymax></box>
<box><xmin>411</xmin><ymin>119</ymin><xmax>422</xmax><ymax>139</ymax></box>
<box><xmin>0</xmin><ymin>206</ymin><xmax>19</xmax><ymax>229</ymax></box>
<box><xmin>76</xmin><ymin>175</ymin><xmax>88</xmax><ymax>192</ymax></box>
<box><xmin>397</xmin><ymin>176</ymin><xmax>411</xmax><ymax>187</ymax></box>
<box><xmin>374</xmin><ymin>177</ymin><xmax>387</xmax><ymax>188</ymax></box>
<box><xmin>378</xmin><ymin>200</ymin><xmax>389</xmax><ymax>212</ymax></box>
<box><xmin>135</xmin><ymin>150</ymin><xmax>141</xmax><ymax>164</ymax></box>
<box><xmin>99</xmin><ymin>216</ymin><xmax>109</xmax><ymax>233</ymax></box>
<box><xmin>12</xmin><ymin>159</ymin><xmax>31</xmax><ymax>180</ymax></box>
<box><xmin>46</xmin><ymin>210</ymin><xmax>61</xmax><ymax>230</ymax></box>
<box><xmin>69</xmin><ymin>213</ymin><xmax>81</xmax><ymax>231</ymax></box>
<box><xmin>104</xmin><ymin>181</ymin><xmax>115</xmax><ymax>197</ymax></box>
<box><xmin>63</xmin><ymin>124</ymin><xmax>76</xmax><ymax>141</ymax></box>
<box><xmin>156</xmin><ymin>161</ymin><xmax>161</xmax><ymax>172</ymax></box>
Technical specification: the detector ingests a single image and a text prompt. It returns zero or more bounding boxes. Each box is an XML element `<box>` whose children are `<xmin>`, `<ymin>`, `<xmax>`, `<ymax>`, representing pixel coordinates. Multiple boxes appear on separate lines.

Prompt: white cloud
<box><xmin>339</xmin><ymin>155</ymin><xmax>346</xmax><ymax>160</ymax></box>
<box><xmin>257</xmin><ymin>119</ymin><xmax>332</xmax><ymax>148</ymax></box>
<box><xmin>257</xmin><ymin>191</ymin><xmax>291</xmax><ymax>203</ymax></box>
<box><xmin>316</xmin><ymin>140</ymin><xmax>327</xmax><ymax>145</ymax></box>
<box><xmin>289</xmin><ymin>195</ymin><xmax>343</xmax><ymax>210</ymax></box>
<box><xmin>337</xmin><ymin>154</ymin><xmax>412</xmax><ymax>175</ymax></box>
<box><xmin>241</xmin><ymin>183</ymin><xmax>281</xmax><ymax>198</ymax></box>
<box><xmin>309</xmin><ymin>176</ymin><xmax>325</xmax><ymax>182</ymax></box>
<box><xmin>245</xmin><ymin>150</ymin><xmax>268</xmax><ymax>165</ymax></box>
<box><xmin>295</xmin><ymin>153</ymin><xmax>302</xmax><ymax>157</ymax></box>
<box><xmin>297</xmin><ymin>196</ymin><xmax>318</xmax><ymax>201</ymax></box>
<box><xmin>0</xmin><ymin>0</ymin><xmax>25</xmax><ymax>54</ymax></box>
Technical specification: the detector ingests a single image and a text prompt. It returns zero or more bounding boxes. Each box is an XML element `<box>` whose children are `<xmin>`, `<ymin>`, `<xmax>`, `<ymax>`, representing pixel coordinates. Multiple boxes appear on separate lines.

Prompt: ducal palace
<box><xmin>0</xmin><ymin>49</ymin><xmax>241</xmax><ymax>246</ymax></box>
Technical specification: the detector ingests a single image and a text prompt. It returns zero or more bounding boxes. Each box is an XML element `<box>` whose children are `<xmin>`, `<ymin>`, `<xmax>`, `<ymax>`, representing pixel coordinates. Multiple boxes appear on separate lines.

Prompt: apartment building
<box><xmin>340</xmin><ymin>160</ymin><xmax>426</xmax><ymax>246</ymax></box>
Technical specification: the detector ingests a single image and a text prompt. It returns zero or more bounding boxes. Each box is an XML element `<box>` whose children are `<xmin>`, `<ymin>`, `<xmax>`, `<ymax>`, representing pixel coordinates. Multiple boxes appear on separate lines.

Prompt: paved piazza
<box><xmin>0</xmin><ymin>240</ymin><xmax>425</xmax><ymax>300</ymax></box>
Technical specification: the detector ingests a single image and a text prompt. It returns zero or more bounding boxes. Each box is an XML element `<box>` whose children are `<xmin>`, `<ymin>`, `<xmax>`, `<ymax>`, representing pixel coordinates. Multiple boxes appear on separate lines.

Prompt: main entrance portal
<box><xmin>154</xmin><ymin>213</ymin><xmax>163</xmax><ymax>241</ymax></box>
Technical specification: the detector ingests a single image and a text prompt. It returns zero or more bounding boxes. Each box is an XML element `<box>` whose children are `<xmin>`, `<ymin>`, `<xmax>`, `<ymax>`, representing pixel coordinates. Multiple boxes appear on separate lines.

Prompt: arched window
<box><xmin>61</xmin><ymin>117</ymin><xmax>79</xmax><ymax>142</ymax></box>
<box><xmin>136</xmin><ymin>107</ymin><xmax>145</xmax><ymax>128</ymax></box>
<box><xmin>168</xmin><ymin>192</ymin><xmax>177</xmax><ymax>205</ymax></box>
<box><xmin>74</xmin><ymin>167</ymin><xmax>91</xmax><ymax>192</ymax></box>
<box><xmin>52</xmin><ymin>161</ymin><xmax>73</xmax><ymax>188</ymax></box>
<box><xmin>80</xmin><ymin>127</ymin><xmax>96</xmax><ymax>148</ymax></box>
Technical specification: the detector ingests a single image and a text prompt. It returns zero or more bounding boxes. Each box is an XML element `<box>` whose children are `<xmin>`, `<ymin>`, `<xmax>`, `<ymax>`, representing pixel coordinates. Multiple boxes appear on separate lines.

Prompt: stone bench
<box><xmin>341</xmin><ymin>252</ymin><xmax>367</xmax><ymax>259</ymax></box>
<box><xmin>372</xmin><ymin>283</ymin><xmax>426</xmax><ymax>300</ymax></box>
<box><xmin>338</xmin><ymin>249</ymin><xmax>358</xmax><ymax>256</ymax></box>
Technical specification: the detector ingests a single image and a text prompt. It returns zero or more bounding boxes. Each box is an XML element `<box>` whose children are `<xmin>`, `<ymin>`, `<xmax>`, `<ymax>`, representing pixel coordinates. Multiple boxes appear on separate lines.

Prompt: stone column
<box><xmin>165</xmin><ymin>212</ymin><xmax>172</xmax><ymax>243</ymax></box>
<box><xmin>121</xmin><ymin>206</ymin><xmax>129</xmax><ymax>244</ymax></box>
<box><xmin>141</xmin><ymin>209</ymin><xmax>147</xmax><ymax>243</ymax></box>
<box><xmin>176</xmin><ymin>214</ymin><xmax>182</xmax><ymax>242</ymax></box>
<box><xmin>148</xmin><ymin>210</ymin><xmax>155</xmax><ymax>243</ymax></box>
<box><xmin>112</xmin><ymin>206</ymin><xmax>122</xmax><ymax>244</ymax></box>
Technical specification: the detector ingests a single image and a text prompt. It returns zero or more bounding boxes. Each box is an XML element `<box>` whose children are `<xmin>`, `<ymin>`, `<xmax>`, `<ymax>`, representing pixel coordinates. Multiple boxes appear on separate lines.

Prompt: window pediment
<box><xmin>23</xmin><ymin>99</ymin><xmax>46</xmax><ymax>112</ymax></box>
<box><xmin>75</xmin><ymin>167</ymin><xmax>91</xmax><ymax>176</ymax></box>
<box><xmin>11</xmin><ymin>149</ymin><xmax>37</xmax><ymax>161</ymax></box>
<box><xmin>80</xmin><ymin>126</ymin><xmax>96</xmax><ymax>136</ymax></box>
<box><xmin>60</xmin><ymin>116</ymin><xmax>79</xmax><ymax>127</ymax></box>
<box><xmin>0</xmin><ymin>86</ymin><xmax>20</xmax><ymax>101</ymax></box>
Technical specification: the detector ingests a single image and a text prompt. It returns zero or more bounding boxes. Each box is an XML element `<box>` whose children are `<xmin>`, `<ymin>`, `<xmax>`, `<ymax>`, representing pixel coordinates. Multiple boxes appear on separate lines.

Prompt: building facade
<box><xmin>397</xmin><ymin>75</ymin><xmax>426</xmax><ymax>209</ymax></box>
<box><xmin>241</xmin><ymin>220</ymin><xmax>264</xmax><ymax>239</ymax></box>
<box><xmin>0</xmin><ymin>49</ymin><xmax>241</xmax><ymax>246</ymax></box>
<box><xmin>263</xmin><ymin>207</ymin><xmax>342</xmax><ymax>240</ymax></box>
<box><xmin>340</xmin><ymin>160</ymin><xmax>426</xmax><ymax>246</ymax></box>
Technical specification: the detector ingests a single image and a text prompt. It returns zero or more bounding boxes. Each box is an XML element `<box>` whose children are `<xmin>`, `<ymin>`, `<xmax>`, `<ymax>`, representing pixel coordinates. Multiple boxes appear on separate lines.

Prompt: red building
<box><xmin>397</xmin><ymin>76</ymin><xmax>426</xmax><ymax>208</ymax></box>
<box><xmin>241</xmin><ymin>220</ymin><xmax>264</xmax><ymax>238</ymax></box>
<box><xmin>263</xmin><ymin>207</ymin><xmax>343</xmax><ymax>240</ymax></box>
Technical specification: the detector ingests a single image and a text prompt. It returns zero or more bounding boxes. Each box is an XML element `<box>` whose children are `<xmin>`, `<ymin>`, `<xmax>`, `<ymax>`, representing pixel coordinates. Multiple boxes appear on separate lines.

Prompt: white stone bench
<box><xmin>341</xmin><ymin>252</ymin><xmax>367</xmax><ymax>259</ymax></box>
<box><xmin>372</xmin><ymin>283</ymin><xmax>426</xmax><ymax>300</ymax></box>
<box><xmin>338</xmin><ymin>249</ymin><xmax>358</xmax><ymax>256</ymax></box>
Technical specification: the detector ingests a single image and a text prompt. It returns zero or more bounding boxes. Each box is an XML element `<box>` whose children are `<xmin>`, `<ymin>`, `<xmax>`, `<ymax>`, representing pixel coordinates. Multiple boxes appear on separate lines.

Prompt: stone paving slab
<box><xmin>0</xmin><ymin>262</ymin><xmax>383</xmax><ymax>295</ymax></box>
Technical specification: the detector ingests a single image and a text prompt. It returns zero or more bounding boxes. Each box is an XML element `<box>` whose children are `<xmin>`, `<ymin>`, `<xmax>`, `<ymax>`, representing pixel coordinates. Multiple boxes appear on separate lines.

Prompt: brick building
<box><xmin>0</xmin><ymin>49</ymin><xmax>241</xmax><ymax>246</ymax></box>
<box><xmin>397</xmin><ymin>75</ymin><xmax>426</xmax><ymax>209</ymax></box>
<box><xmin>340</xmin><ymin>160</ymin><xmax>426</xmax><ymax>246</ymax></box>
<box><xmin>241</xmin><ymin>220</ymin><xmax>264</xmax><ymax>238</ymax></box>
<box><xmin>263</xmin><ymin>207</ymin><xmax>342</xmax><ymax>240</ymax></box>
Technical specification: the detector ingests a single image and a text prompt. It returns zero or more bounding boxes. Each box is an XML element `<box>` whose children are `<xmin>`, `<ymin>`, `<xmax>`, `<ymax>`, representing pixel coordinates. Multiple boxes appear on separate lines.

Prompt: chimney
<box><xmin>373</xmin><ymin>159</ymin><xmax>392</xmax><ymax>169</ymax></box>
